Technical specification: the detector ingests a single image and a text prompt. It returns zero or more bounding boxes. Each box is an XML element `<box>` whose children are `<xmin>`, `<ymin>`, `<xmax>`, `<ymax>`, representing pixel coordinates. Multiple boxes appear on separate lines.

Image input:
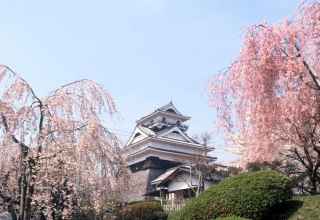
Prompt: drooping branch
<box><xmin>209</xmin><ymin>1</ymin><xmax>320</xmax><ymax>166</ymax></box>
<box><xmin>303</xmin><ymin>60</ymin><xmax>320</xmax><ymax>90</ymax></box>
<box><xmin>294</xmin><ymin>44</ymin><xmax>320</xmax><ymax>91</ymax></box>
<box><xmin>0</xmin><ymin>65</ymin><xmax>127</xmax><ymax>219</ymax></box>
<box><xmin>1</xmin><ymin>113</ymin><xmax>29</xmax><ymax>155</ymax></box>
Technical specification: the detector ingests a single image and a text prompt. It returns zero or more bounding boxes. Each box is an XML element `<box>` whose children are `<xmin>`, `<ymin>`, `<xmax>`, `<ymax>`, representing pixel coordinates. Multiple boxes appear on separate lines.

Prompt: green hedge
<box><xmin>169</xmin><ymin>170</ymin><xmax>292</xmax><ymax>220</ymax></box>
<box><xmin>215</xmin><ymin>216</ymin><xmax>250</xmax><ymax>220</ymax></box>
<box><xmin>118</xmin><ymin>200</ymin><xmax>167</xmax><ymax>220</ymax></box>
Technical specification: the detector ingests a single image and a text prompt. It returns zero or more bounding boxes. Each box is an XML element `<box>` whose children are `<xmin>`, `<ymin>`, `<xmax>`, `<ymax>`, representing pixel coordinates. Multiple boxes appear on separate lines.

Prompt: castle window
<box><xmin>134</xmin><ymin>133</ymin><xmax>141</xmax><ymax>138</ymax></box>
<box><xmin>166</xmin><ymin>108</ymin><xmax>176</xmax><ymax>113</ymax></box>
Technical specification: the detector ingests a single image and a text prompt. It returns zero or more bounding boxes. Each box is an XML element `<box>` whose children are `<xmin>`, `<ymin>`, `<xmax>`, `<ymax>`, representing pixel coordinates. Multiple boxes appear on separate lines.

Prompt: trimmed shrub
<box><xmin>118</xmin><ymin>200</ymin><xmax>167</xmax><ymax>220</ymax></box>
<box><xmin>169</xmin><ymin>170</ymin><xmax>292</xmax><ymax>220</ymax></box>
<box><xmin>215</xmin><ymin>216</ymin><xmax>250</xmax><ymax>220</ymax></box>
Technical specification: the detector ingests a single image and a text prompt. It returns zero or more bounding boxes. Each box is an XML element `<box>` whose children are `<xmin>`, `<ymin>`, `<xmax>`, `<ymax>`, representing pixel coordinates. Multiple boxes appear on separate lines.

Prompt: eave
<box><xmin>127</xmin><ymin>146</ymin><xmax>217</xmax><ymax>165</ymax></box>
<box><xmin>125</xmin><ymin>135</ymin><xmax>213</xmax><ymax>151</ymax></box>
<box><xmin>136</xmin><ymin>110</ymin><xmax>191</xmax><ymax>125</ymax></box>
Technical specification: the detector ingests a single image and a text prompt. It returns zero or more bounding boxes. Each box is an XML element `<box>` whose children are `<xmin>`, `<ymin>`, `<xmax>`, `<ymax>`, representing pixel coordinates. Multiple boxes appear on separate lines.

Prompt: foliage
<box><xmin>72</xmin><ymin>208</ymin><xmax>96</xmax><ymax>220</ymax></box>
<box><xmin>245</xmin><ymin>160</ymin><xmax>311</xmax><ymax>194</ymax></box>
<box><xmin>168</xmin><ymin>171</ymin><xmax>292</xmax><ymax>220</ymax></box>
<box><xmin>0</xmin><ymin>65</ymin><xmax>128</xmax><ymax>220</ymax></box>
<box><xmin>71</xmin><ymin>200</ymin><xmax>123</xmax><ymax>220</ymax></box>
<box><xmin>258</xmin><ymin>195</ymin><xmax>320</xmax><ymax>219</ymax></box>
<box><xmin>246</xmin><ymin>162</ymin><xmax>273</xmax><ymax>172</ymax></box>
<box><xmin>209</xmin><ymin>0</ymin><xmax>320</xmax><ymax>163</ymax></box>
<box><xmin>117</xmin><ymin>201</ymin><xmax>167</xmax><ymax>220</ymax></box>
<box><xmin>209</xmin><ymin>0</ymin><xmax>320</xmax><ymax>194</ymax></box>
<box><xmin>246</xmin><ymin>161</ymin><xmax>283</xmax><ymax>172</ymax></box>
<box><xmin>214</xmin><ymin>216</ymin><xmax>250</xmax><ymax>220</ymax></box>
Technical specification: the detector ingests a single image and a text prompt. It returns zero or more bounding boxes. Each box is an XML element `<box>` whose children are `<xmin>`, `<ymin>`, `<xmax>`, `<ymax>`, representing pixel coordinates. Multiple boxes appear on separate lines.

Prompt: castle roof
<box><xmin>136</xmin><ymin>102</ymin><xmax>190</xmax><ymax>125</ymax></box>
<box><xmin>126</xmin><ymin>102</ymin><xmax>216</xmax><ymax>169</ymax></box>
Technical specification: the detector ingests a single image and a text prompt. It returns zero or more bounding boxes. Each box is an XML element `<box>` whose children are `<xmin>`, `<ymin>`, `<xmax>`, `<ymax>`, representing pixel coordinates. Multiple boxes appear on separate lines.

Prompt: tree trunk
<box><xmin>8</xmin><ymin>202</ymin><xmax>17</xmax><ymax>220</ymax></box>
<box><xmin>25</xmin><ymin>158</ymin><xmax>37</xmax><ymax>220</ymax></box>
<box><xmin>25</xmin><ymin>182</ymin><xmax>33</xmax><ymax>220</ymax></box>
<box><xmin>309</xmin><ymin>174</ymin><xmax>318</xmax><ymax>195</ymax></box>
<box><xmin>19</xmin><ymin>147</ymin><xmax>30</xmax><ymax>220</ymax></box>
<box><xmin>19</xmin><ymin>165</ymin><xmax>27</xmax><ymax>220</ymax></box>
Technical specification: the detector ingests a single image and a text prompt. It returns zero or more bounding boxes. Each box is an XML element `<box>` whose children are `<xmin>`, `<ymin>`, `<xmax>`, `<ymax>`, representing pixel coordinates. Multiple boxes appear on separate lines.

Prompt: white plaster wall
<box><xmin>164</xmin><ymin>132</ymin><xmax>187</xmax><ymax>141</ymax></box>
<box><xmin>167</xmin><ymin>173</ymin><xmax>215</xmax><ymax>192</ymax></box>
<box><xmin>152</xmin><ymin>140</ymin><xmax>204</xmax><ymax>155</ymax></box>
<box><xmin>126</xmin><ymin>142</ymin><xmax>150</xmax><ymax>155</ymax></box>
<box><xmin>167</xmin><ymin>173</ymin><xmax>198</xmax><ymax>192</ymax></box>
<box><xmin>131</xmin><ymin>133</ymin><xmax>147</xmax><ymax>144</ymax></box>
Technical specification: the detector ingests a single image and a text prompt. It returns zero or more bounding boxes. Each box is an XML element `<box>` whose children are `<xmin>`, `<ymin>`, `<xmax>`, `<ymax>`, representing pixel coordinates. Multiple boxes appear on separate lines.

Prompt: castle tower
<box><xmin>124</xmin><ymin>102</ymin><xmax>215</xmax><ymax>200</ymax></box>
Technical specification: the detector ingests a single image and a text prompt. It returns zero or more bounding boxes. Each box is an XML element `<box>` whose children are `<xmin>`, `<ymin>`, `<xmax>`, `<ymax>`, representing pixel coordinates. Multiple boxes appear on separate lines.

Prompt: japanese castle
<box><xmin>124</xmin><ymin>102</ymin><xmax>216</xmax><ymax>203</ymax></box>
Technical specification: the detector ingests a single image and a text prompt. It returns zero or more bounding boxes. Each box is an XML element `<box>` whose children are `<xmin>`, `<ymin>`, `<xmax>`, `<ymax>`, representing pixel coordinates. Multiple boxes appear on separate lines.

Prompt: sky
<box><xmin>0</xmin><ymin>0</ymin><xmax>300</xmax><ymax>164</ymax></box>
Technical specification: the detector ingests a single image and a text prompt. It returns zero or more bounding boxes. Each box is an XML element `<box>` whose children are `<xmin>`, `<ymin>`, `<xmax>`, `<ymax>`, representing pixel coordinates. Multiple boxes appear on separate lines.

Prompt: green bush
<box><xmin>118</xmin><ymin>200</ymin><xmax>167</xmax><ymax>220</ymax></box>
<box><xmin>169</xmin><ymin>170</ymin><xmax>292</xmax><ymax>220</ymax></box>
<box><xmin>215</xmin><ymin>216</ymin><xmax>250</xmax><ymax>220</ymax></box>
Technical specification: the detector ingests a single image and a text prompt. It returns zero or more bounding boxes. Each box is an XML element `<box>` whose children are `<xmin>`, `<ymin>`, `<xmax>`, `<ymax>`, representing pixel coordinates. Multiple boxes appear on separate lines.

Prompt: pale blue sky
<box><xmin>0</xmin><ymin>0</ymin><xmax>300</xmax><ymax>163</ymax></box>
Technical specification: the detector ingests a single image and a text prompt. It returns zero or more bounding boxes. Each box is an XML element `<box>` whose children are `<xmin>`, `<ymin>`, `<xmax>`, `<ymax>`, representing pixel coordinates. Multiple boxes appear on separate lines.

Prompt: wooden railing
<box><xmin>162</xmin><ymin>200</ymin><xmax>187</xmax><ymax>212</ymax></box>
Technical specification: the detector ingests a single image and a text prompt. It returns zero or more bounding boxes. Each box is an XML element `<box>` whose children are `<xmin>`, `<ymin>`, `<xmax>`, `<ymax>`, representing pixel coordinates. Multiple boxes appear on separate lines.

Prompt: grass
<box><xmin>287</xmin><ymin>196</ymin><xmax>320</xmax><ymax>220</ymax></box>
